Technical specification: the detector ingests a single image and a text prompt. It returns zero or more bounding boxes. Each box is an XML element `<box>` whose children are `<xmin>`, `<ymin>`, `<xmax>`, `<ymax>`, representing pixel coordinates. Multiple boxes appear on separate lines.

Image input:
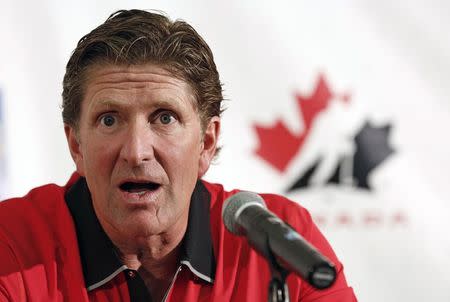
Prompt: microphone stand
<box><xmin>267</xmin><ymin>247</ymin><xmax>290</xmax><ymax>302</ymax></box>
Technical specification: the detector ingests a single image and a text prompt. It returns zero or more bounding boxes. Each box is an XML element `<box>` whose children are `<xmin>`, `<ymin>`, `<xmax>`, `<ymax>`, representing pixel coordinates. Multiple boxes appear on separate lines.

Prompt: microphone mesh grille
<box><xmin>222</xmin><ymin>191</ymin><xmax>266</xmax><ymax>235</ymax></box>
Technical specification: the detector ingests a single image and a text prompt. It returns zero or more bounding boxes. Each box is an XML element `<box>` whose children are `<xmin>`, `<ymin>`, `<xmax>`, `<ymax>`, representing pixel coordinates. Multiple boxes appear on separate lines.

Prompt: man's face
<box><xmin>65</xmin><ymin>64</ymin><xmax>219</xmax><ymax>242</ymax></box>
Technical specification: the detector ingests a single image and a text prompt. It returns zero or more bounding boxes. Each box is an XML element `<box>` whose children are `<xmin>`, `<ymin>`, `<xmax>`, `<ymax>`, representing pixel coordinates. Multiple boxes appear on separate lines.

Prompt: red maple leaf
<box><xmin>296</xmin><ymin>75</ymin><xmax>333</xmax><ymax>129</ymax></box>
<box><xmin>254</xmin><ymin>121</ymin><xmax>305</xmax><ymax>172</ymax></box>
<box><xmin>254</xmin><ymin>74</ymin><xmax>348</xmax><ymax>172</ymax></box>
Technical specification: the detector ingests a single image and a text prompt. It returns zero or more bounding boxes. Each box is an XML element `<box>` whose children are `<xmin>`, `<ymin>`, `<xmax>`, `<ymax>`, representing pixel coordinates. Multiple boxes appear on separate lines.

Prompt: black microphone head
<box><xmin>222</xmin><ymin>191</ymin><xmax>266</xmax><ymax>235</ymax></box>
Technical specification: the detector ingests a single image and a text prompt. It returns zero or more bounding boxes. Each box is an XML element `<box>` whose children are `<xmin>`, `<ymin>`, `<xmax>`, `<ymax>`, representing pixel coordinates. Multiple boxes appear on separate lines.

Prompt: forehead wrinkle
<box><xmin>83</xmin><ymin>64</ymin><xmax>198</xmax><ymax>113</ymax></box>
<box><xmin>92</xmin><ymin>74</ymin><xmax>184</xmax><ymax>87</ymax></box>
<box><xmin>88</xmin><ymin>84</ymin><xmax>193</xmax><ymax>102</ymax></box>
<box><xmin>88</xmin><ymin>81</ymin><xmax>185</xmax><ymax>93</ymax></box>
<box><xmin>85</xmin><ymin>76</ymin><xmax>194</xmax><ymax>104</ymax></box>
<box><xmin>90</xmin><ymin>97</ymin><xmax>185</xmax><ymax>111</ymax></box>
<box><xmin>87</xmin><ymin>89</ymin><xmax>196</xmax><ymax>116</ymax></box>
<box><xmin>86</xmin><ymin>64</ymin><xmax>186</xmax><ymax>87</ymax></box>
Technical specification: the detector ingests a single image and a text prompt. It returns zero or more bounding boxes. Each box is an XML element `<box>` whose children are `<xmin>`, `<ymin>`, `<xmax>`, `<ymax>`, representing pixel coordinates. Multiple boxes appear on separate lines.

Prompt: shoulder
<box><xmin>201</xmin><ymin>180</ymin><xmax>313</xmax><ymax>227</ymax></box>
<box><xmin>0</xmin><ymin>182</ymin><xmax>68</xmax><ymax>230</ymax></box>
<box><xmin>0</xmin><ymin>181</ymin><xmax>75</xmax><ymax>269</ymax></box>
<box><xmin>260</xmin><ymin>193</ymin><xmax>315</xmax><ymax>236</ymax></box>
<box><xmin>0</xmin><ymin>178</ymin><xmax>86</xmax><ymax>300</ymax></box>
<box><xmin>0</xmin><ymin>173</ymin><xmax>80</xmax><ymax>224</ymax></box>
<box><xmin>202</xmin><ymin>180</ymin><xmax>317</xmax><ymax>250</ymax></box>
<box><xmin>201</xmin><ymin>181</ymin><xmax>357</xmax><ymax>301</ymax></box>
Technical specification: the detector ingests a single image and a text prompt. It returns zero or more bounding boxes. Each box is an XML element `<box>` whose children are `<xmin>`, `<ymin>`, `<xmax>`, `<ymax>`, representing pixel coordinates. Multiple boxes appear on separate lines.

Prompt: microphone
<box><xmin>222</xmin><ymin>191</ymin><xmax>336</xmax><ymax>289</ymax></box>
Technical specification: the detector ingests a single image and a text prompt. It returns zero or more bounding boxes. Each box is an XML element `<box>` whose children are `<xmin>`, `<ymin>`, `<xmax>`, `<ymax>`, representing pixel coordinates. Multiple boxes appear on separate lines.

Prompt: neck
<box><xmin>114</xmin><ymin>231</ymin><xmax>185</xmax><ymax>302</ymax></box>
<box><xmin>95</xmin><ymin>204</ymin><xmax>190</xmax><ymax>276</ymax></box>
<box><xmin>93</xmin><ymin>200</ymin><xmax>190</xmax><ymax>301</ymax></box>
<box><xmin>97</xmin><ymin>214</ymin><xmax>188</xmax><ymax>280</ymax></box>
<box><xmin>118</xmin><ymin>235</ymin><xmax>184</xmax><ymax>302</ymax></box>
<box><xmin>117</xmin><ymin>234</ymin><xmax>183</xmax><ymax>275</ymax></box>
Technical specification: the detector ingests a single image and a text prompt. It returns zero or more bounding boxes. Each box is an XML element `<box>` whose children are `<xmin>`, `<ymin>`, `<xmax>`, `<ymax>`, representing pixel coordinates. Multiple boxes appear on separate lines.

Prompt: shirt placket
<box><xmin>161</xmin><ymin>265</ymin><xmax>183</xmax><ymax>302</ymax></box>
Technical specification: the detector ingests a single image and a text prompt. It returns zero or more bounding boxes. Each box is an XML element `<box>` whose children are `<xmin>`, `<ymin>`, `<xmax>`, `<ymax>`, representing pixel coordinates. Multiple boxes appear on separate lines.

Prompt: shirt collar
<box><xmin>65</xmin><ymin>177</ymin><xmax>215</xmax><ymax>291</ymax></box>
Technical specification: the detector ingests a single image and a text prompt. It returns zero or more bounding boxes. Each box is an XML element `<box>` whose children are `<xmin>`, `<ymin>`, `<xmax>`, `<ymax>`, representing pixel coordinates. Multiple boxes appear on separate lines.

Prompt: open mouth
<box><xmin>119</xmin><ymin>182</ymin><xmax>161</xmax><ymax>194</ymax></box>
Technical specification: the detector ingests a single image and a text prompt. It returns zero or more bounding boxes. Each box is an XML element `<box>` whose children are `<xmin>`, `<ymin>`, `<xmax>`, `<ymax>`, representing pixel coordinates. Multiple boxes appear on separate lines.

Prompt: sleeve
<box><xmin>295</xmin><ymin>209</ymin><xmax>357</xmax><ymax>302</ymax></box>
<box><xmin>266</xmin><ymin>195</ymin><xmax>357</xmax><ymax>302</ymax></box>
<box><xmin>0</xmin><ymin>232</ymin><xmax>25</xmax><ymax>302</ymax></box>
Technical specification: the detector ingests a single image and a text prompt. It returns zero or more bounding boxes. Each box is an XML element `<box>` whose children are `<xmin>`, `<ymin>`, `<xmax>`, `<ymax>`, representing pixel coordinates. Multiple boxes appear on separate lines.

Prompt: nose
<box><xmin>120</xmin><ymin>120</ymin><xmax>154</xmax><ymax>166</ymax></box>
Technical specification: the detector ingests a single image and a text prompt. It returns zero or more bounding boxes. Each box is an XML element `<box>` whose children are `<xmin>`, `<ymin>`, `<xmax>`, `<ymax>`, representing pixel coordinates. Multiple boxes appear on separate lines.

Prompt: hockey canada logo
<box><xmin>253</xmin><ymin>74</ymin><xmax>394</xmax><ymax>193</ymax></box>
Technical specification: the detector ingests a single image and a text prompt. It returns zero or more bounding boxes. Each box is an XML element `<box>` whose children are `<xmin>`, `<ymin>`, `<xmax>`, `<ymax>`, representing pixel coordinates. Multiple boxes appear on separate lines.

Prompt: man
<box><xmin>0</xmin><ymin>9</ymin><xmax>356</xmax><ymax>301</ymax></box>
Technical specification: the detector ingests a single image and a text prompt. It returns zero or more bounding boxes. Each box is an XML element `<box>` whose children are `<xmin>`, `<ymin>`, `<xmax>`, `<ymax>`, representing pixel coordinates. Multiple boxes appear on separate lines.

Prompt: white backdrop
<box><xmin>1</xmin><ymin>1</ymin><xmax>450</xmax><ymax>301</ymax></box>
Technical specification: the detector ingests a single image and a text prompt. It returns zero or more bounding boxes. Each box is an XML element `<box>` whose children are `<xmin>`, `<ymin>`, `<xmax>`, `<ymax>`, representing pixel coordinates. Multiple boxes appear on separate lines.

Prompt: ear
<box><xmin>198</xmin><ymin>116</ymin><xmax>221</xmax><ymax>178</ymax></box>
<box><xmin>64</xmin><ymin>124</ymin><xmax>86</xmax><ymax>176</ymax></box>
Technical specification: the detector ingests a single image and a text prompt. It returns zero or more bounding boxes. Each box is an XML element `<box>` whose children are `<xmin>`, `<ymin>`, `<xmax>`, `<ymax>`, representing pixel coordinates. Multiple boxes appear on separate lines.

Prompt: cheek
<box><xmin>157</xmin><ymin>135</ymin><xmax>201</xmax><ymax>174</ymax></box>
<box><xmin>82</xmin><ymin>139</ymin><xmax>118</xmax><ymax>180</ymax></box>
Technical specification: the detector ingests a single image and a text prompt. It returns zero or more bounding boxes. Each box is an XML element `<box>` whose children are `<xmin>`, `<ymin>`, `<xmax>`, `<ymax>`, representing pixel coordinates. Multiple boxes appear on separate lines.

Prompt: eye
<box><xmin>158</xmin><ymin>112</ymin><xmax>177</xmax><ymax>125</ymax></box>
<box><xmin>100</xmin><ymin>114</ymin><xmax>116</xmax><ymax>127</ymax></box>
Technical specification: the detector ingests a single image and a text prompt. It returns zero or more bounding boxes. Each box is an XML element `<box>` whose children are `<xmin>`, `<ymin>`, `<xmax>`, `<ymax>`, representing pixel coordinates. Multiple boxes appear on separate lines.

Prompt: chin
<box><xmin>123</xmin><ymin>214</ymin><xmax>166</xmax><ymax>235</ymax></box>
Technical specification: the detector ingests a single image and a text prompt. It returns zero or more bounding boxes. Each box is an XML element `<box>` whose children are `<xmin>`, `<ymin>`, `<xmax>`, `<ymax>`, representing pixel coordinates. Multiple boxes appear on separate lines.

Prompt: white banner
<box><xmin>1</xmin><ymin>1</ymin><xmax>450</xmax><ymax>301</ymax></box>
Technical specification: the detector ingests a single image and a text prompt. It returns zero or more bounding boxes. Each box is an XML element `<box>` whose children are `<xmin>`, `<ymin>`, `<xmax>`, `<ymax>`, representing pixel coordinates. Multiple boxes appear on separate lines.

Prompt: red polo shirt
<box><xmin>0</xmin><ymin>175</ymin><xmax>356</xmax><ymax>301</ymax></box>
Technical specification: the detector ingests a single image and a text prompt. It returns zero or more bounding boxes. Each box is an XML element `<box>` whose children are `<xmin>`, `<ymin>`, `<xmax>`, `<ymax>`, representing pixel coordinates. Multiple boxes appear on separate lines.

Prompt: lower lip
<box><xmin>119</xmin><ymin>187</ymin><xmax>162</xmax><ymax>205</ymax></box>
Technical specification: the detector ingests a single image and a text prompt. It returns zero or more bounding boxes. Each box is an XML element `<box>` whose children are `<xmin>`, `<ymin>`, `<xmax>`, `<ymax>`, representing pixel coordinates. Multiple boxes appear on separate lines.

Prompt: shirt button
<box><xmin>127</xmin><ymin>270</ymin><xmax>136</xmax><ymax>278</ymax></box>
